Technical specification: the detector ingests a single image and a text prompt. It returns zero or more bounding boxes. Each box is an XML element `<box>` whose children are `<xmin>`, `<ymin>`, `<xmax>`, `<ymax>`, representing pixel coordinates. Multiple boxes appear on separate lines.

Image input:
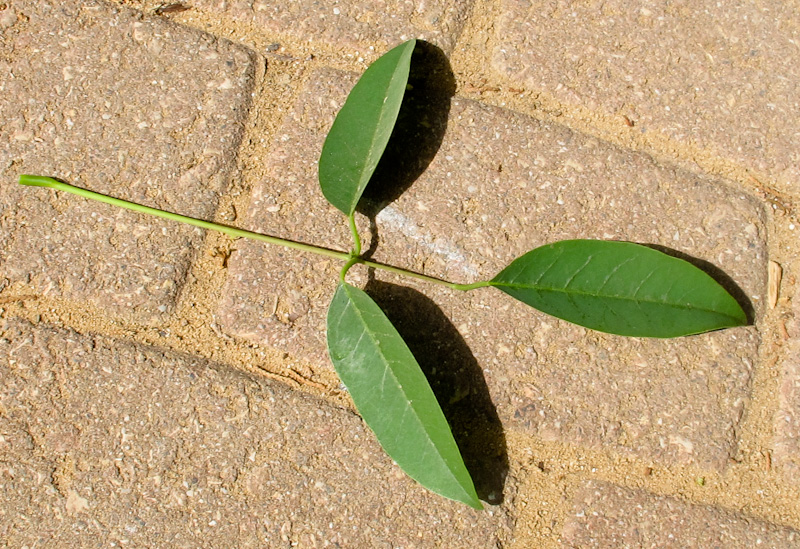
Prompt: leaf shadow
<box><xmin>643</xmin><ymin>243</ymin><xmax>756</xmax><ymax>324</ymax></box>
<box><xmin>357</xmin><ymin>40</ymin><xmax>455</xmax><ymax>231</ymax></box>
<box><xmin>363</xmin><ymin>277</ymin><xmax>509</xmax><ymax>505</ymax></box>
<box><xmin>351</xmin><ymin>40</ymin><xmax>507</xmax><ymax>504</ymax></box>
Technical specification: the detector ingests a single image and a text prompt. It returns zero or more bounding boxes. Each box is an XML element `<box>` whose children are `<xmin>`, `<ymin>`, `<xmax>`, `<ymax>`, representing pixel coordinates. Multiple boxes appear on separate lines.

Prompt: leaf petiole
<box><xmin>348</xmin><ymin>213</ymin><xmax>362</xmax><ymax>257</ymax></box>
<box><xmin>356</xmin><ymin>258</ymin><xmax>491</xmax><ymax>292</ymax></box>
<box><xmin>339</xmin><ymin>255</ymin><xmax>360</xmax><ymax>282</ymax></box>
<box><xmin>18</xmin><ymin>175</ymin><xmax>489</xmax><ymax>293</ymax></box>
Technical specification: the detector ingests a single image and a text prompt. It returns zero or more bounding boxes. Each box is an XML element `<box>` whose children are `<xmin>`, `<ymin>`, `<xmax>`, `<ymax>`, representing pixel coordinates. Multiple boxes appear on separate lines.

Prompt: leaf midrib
<box><xmin>344</xmin><ymin>46</ymin><xmax>411</xmax><ymax>214</ymax></box>
<box><xmin>492</xmin><ymin>281</ymin><xmax>740</xmax><ymax>320</ymax></box>
<box><xmin>340</xmin><ymin>285</ymin><xmax>465</xmax><ymax>491</ymax></box>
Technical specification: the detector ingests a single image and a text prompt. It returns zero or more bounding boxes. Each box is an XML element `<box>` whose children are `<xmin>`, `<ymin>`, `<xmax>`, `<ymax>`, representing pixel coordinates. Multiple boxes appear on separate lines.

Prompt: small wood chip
<box><xmin>762</xmin><ymin>449</ymin><xmax>772</xmax><ymax>471</ymax></box>
<box><xmin>154</xmin><ymin>3</ymin><xmax>191</xmax><ymax>15</ymax></box>
<box><xmin>779</xmin><ymin>320</ymin><xmax>789</xmax><ymax>340</ymax></box>
<box><xmin>768</xmin><ymin>260</ymin><xmax>782</xmax><ymax>308</ymax></box>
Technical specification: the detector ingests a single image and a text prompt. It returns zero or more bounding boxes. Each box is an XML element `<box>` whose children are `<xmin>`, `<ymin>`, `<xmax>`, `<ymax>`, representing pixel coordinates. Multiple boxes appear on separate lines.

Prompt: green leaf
<box><xmin>319</xmin><ymin>39</ymin><xmax>416</xmax><ymax>215</ymax></box>
<box><xmin>327</xmin><ymin>282</ymin><xmax>482</xmax><ymax>508</ymax></box>
<box><xmin>491</xmin><ymin>240</ymin><xmax>748</xmax><ymax>338</ymax></box>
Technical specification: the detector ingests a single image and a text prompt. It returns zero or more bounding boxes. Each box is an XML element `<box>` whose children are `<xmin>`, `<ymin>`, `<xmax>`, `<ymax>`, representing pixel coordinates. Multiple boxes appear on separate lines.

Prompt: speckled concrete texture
<box><xmin>0</xmin><ymin>0</ymin><xmax>254</xmax><ymax>320</ymax></box>
<box><xmin>492</xmin><ymin>0</ymin><xmax>800</xmax><ymax>196</ymax></box>
<box><xmin>220</xmin><ymin>67</ymin><xmax>766</xmax><ymax>471</ymax></box>
<box><xmin>562</xmin><ymin>480</ymin><xmax>799</xmax><ymax>548</ymax></box>
<box><xmin>776</xmin><ymin>276</ymin><xmax>800</xmax><ymax>482</ymax></box>
<box><xmin>1</xmin><ymin>0</ymin><xmax>799</xmax><ymax>546</ymax></box>
<box><xmin>192</xmin><ymin>0</ymin><xmax>472</xmax><ymax>56</ymax></box>
<box><xmin>0</xmin><ymin>319</ymin><xmax>512</xmax><ymax>546</ymax></box>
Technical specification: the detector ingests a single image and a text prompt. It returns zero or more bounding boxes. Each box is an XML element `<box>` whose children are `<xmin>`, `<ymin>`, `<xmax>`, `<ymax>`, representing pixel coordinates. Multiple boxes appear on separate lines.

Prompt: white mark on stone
<box><xmin>668</xmin><ymin>434</ymin><xmax>694</xmax><ymax>453</ymax></box>
<box><xmin>66</xmin><ymin>489</ymin><xmax>89</xmax><ymax>515</ymax></box>
<box><xmin>375</xmin><ymin>206</ymin><xmax>479</xmax><ymax>277</ymax></box>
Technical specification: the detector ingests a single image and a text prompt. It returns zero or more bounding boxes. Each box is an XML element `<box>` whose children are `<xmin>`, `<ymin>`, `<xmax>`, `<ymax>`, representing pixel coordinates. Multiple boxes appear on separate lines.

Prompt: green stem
<box><xmin>348</xmin><ymin>213</ymin><xmax>362</xmax><ymax>257</ymax></box>
<box><xmin>339</xmin><ymin>256</ymin><xmax>360</xmax><ymax>282</ymax></box>
<box><xmin>19</xmin><ymin>175</ymin><xmax>349</xmax><ymax>262</ymax></box>
<box><xmin>18</xmin><ymin>175</ymin><xmax>491</xmax><ymax>293</ymax></box>
<box><xmin>356</xmin><ymin>258</ymin><xmax>491</xmax><ymax>292</ymax></box>
<box><xmin>338</xmin><ymin>213</ymin><xmax>362</xmax><ymax>282</ymax></box>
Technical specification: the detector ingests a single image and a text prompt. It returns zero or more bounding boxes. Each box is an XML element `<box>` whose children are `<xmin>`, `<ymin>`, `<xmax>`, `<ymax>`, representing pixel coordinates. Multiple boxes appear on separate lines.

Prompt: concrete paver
<box><xmin>2</xmin><ymin>0</ymin><xmax>799</xmax><ymax>544</ymax></box>
<box><xmin>0</xmin><ymin>319</ymin><xmax>512</xmax><ymax>546</ymax></box>
<box><xmin>0</xmin><ymin>0</ymin><xmax>255</xmax><ymax>320</ymax></box>
<box><xmin>776</xmin><ymin>274</ymin><xmax>800</xmax><ymax>482</ymax></box>
<box><xmin>492</xmin><ymin>0</ymin><xmax>800</xmax><ymax>196</ymax></box>
<box><xmin>192</xmin><ymin>0</ymin><xmax>472</xmax><ymax>56</ymax></box>
<box><xmin>562</xmin><ymin>480</ymin><xmax>799</xmax><ymax>548</ymax></box>
<box><xmin>219</xmin><ymin>67</ymin><xmax>766</xmax><ymax>471</ymax></box>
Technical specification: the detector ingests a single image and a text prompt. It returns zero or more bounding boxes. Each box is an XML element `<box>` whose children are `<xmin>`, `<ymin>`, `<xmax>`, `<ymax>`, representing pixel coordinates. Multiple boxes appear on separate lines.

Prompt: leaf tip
<box><xmin>467</xmin><ymin>497</ymin><xmax>484</xmax><ymax>510</ymax></box>
<box><xmin>734</xmin><ymin>306</ymin><xmax>750</xmax><ymax>327</ymax></box>
<box><xmin>318</xmin><ymin>37</ymin><xmax>418</xmax><ymax>216</ymax></box>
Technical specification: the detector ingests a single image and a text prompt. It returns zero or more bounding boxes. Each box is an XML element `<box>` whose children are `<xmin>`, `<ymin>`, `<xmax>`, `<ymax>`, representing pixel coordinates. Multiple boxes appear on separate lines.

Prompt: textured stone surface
<box><xmin>562</xmin><ymin>480</ymin><xmax>800</xmax><ymax>548</ymax></box>
<box><xmin>0</xmin><ymin>0</ymin><xmax>255</xmax><ymax>319</ymax></box>
<box><xmin>219</xmin><ymin>67</ymin><xmax>767</xmax><ymax>470</ymax></box>
<box><xmin>775</xmin><ymin>265</ymin><xmax>800</xmax><ymax>481</ymax></box>
<box><xmin>0</xmin><ymin>319</ymin><xmax>513</xmax><ymax>546</ymax></box>
<box><xmin>193</xmin><ymin>0</ymin><xmax>471</xmax><ymax>55</ymax></box>
<box><xmin>492</xmin><ymin>0</ymin><xmax>800</xmax><ymax>196</ymax></box>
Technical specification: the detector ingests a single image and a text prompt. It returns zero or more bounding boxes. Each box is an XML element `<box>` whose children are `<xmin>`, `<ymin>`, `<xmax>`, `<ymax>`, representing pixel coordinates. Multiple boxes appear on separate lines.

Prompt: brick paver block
<box><xmin>492</xmin><ymin>0</ymin><xmax>800</xmax><ymax>197</ymax></box>
<box><xmin>0</xmin><ymin>319</ymin><xmax>513</xmax><ymax>546</ymax></box>
<box><xmin>775</xmin><ymin>277</ymin><xmax>800</xmax><ymax>482</ymax></box>
<box><xmin>562</xmin><ymin>480</ymin><xmax>799</xmax><ymax>548</ymax></box>
<box><xmin>0</xmin><ymin>0</ymin><xmax>255</xmax><ymax>319</ymax></box>
<box><xmin>219</xmin><ymin>68</ymin><xmax>767</xmax><ymax>471</ymax></box>
<box><xmin>191</xmin><ymin>0</ymin><xmax>471</xmax><ymax>55</ymax></box>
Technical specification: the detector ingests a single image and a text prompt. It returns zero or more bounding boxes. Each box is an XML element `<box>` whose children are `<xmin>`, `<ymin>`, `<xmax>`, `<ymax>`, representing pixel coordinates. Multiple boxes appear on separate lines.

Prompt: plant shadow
<box><xmin>357</xmin><ymin>40</ymin><xmax>455</xmax><ymax>227</ymax></box>
<box><xmin>364</xmin><ymin>277</ymin><xmax>509</xmax><ymax>505</ymax></box>
<box><xmin>643</xmin><ymin>243</ymin><xmax>756</xmax><ymax>324</ymax></box>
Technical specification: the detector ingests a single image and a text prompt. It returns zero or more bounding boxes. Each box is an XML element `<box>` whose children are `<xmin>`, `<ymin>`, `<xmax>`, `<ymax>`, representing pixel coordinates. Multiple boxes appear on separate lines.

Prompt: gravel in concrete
<box><xmin>492</xmin><ymin>0</ymin><xmax>800</xmax><ymax>196</ymax></box>
<box><xmin>562</xmin><ymin>480</ymin><xmax>800</xmax><ymax>548</ymax></box>
<box><xmin>219</xmin><ymin>67</ymin><xmax>766</xmax><ymax>471</ymax></box>
<box><xmin>0</xmin><ymin>319</ymin><xmax>513</xmax><ymax>546</ymax></box>
<box><xmin>0</xmin><ymin>0</ymin><xmax>255</xmax><ymax>320</ymax></box>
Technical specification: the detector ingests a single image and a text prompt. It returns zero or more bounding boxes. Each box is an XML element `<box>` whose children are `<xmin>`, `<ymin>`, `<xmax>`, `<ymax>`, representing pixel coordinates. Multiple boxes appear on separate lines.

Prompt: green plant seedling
<box><xmin>18</xmin><ymin>38</ymin><xmax>748</xmax><ymax>509</ymax></box>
